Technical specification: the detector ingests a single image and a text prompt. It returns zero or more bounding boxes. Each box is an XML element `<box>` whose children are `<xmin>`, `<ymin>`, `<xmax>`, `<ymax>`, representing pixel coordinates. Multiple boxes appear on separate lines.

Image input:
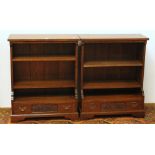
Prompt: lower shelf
<box><xmin>14</xmin><ymin>80</ymin><xmax>75</xmax><ymax>89</ymax></box>
<box><xmin>14</xmin><ymin>95</ymin><xmax>76</xmax><ymax>104</ymax></box>
<box><xmin>83</xmin><ymin>81</ymin><xmax>141</xmax><ymax>89</ymax></box>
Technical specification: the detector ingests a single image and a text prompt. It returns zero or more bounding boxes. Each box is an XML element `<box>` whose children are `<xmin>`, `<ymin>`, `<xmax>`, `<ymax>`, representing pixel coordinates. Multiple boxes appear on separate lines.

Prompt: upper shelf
<box><xmin>84</xmin><ymin>60</ymin><xmax>143</xmax><ymax>68</ymax></box>
<box><xmin>12</xmin><ymin>56</ymin><xmax>75</xmax><ymax>62</ymax></box>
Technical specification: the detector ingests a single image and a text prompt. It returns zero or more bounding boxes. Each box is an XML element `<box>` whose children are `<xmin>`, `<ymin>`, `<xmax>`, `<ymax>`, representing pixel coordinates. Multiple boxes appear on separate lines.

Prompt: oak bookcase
<box><xmin>8</xmin><ymin>34</ymin><xmax>149</xmax><ymax>122</ymax></box>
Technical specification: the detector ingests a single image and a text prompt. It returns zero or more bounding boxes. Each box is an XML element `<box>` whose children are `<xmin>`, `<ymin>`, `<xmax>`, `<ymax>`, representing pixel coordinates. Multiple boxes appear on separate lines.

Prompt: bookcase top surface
<box><xmin>79</xmin><ymin>34</ymin><xmax>149</xmax><ymax>41</ymax></box>
<box><xmin>8</xmin><ymin>34</ymin><xmax>149</xmax><ymax>42</ymax></box>
<box><xmin>8</xmin><ymin>34</ymin><xmax>79</xmax><ymax>42</ymax></box>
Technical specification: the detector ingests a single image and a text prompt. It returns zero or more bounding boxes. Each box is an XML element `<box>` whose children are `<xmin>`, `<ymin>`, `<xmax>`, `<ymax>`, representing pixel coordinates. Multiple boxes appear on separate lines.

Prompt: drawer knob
<box><xmin>130</xmin><ymin>102</ymin><xmax>138</xmax><ymax>107</ymax></box>
<box><xmin>64</xmin><ymin>105</ymin><xmax>71</xmax><ymax>110</ymax></box>
<box><xmin>19</xmin><ymin>106</ymin><xmax>26</xmax><ymax>112</ymax></box>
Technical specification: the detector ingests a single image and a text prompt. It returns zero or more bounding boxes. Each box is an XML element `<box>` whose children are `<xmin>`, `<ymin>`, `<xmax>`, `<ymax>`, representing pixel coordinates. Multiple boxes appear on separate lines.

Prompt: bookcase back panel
<box><xmin>13</xmin><ymin>43</ymin><xmax>76</xmax><ymax>57</ymax></box>
<box><xmin>84</xmin><ymin>43</ymin><xmax>144</xmax><ymax>61</ymax></box>
<box><xmin>84</xmin><ymin>67</ymin><xmax>141</xmax><ymax>82</ymax></box>
<box><xmin>13</xmin><ymin>62</ymin><xmax>75</xmax><ymax>81</ymax></box>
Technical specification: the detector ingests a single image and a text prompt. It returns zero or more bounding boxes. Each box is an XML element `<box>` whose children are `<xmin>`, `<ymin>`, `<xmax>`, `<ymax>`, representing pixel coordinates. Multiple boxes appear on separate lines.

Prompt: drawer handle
<box><xmin>130</xmin><ymin>102</ymin><xmax>138</xmax><ymax>107</ymax></box>
<box><xmin>19</xmin><ymin>106</ymin><xmax>26</xmax><ymax>112</ymax></box>
<box><xmin>64</xmin><ymin>105</ymin><xmax>71</xmax><ymax>110</ymax></box>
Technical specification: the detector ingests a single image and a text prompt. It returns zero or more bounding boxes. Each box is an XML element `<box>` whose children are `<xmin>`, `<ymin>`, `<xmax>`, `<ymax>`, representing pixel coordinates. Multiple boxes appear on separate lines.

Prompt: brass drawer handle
<box><xmin>19</xmin><ymin>106</ymin><xmax>26</xmax><ymax>112</ymax></box>
<box><xmin>64</xmin><ymin>105</ymin><xmax>71</xmax><ymax>110</ymax></box>
<box><xmin>130</xmin><ymin>102</ymin><xmax>138</xmax><ymax>107</ymax></box>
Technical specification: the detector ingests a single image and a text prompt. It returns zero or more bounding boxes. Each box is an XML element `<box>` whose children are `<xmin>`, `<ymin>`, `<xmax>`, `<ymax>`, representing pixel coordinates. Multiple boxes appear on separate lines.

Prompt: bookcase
<box><xmin>80</xmin><ymin>34</ymin><xmax>148</xmax><ymax>119</ymax></box>
<box><xmin>9</xmin><ymin>34</ymin><xmax>148</xmax><ymax>122</ymax></box>
<box><xmin>9</xmin><ymin>35</ymin><xmax>79</xmax><ymax>122</ymax></box>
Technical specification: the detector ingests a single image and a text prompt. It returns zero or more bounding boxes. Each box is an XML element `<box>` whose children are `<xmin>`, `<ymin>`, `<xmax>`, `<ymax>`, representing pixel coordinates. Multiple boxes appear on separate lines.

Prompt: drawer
<box><xmin>12</xmin><ymin>102</ymin><xmax>76</xmax><ymax>114</ymax></box>
<box><xmin>82</xmin><ymin>94</ymin><xmax>144</xmax><ymax>113</ymax></box>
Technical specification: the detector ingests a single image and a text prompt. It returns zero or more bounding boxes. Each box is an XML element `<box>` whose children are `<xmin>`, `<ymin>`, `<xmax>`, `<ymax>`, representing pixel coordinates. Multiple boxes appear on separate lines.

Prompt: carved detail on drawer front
<box><xmin>32</xmin><ymin>104</ymin><xmax>58</xmax><ymax>113</ymax></box>
<box><xmin>101</xmin><ymin>101</ymin><xmax>141</xmax><ymax>112</ymax></box>
<box><xmin>102</xmin><ymin>102</ymin><xmax>126</xmax><ymax>111</ymax></box>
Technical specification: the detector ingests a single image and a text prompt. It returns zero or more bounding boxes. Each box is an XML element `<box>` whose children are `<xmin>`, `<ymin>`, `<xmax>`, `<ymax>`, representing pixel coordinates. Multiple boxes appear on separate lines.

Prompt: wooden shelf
<box><xmin>83</xmin><ymin>94</ymin><xmax>143</xmax><ymax>102</ymax></box>
<box><xmin>14</xmin><ymin>80</ymin><xmax>75</xmax><ymax>89</ymax></box>
<box><xmin>83</xmin><ymin>81</ymin><xmax>141</xmax><ymax>89</ymax></box>
<box><xmin>14</xmin><ymin>95</ymin><xmax>76</xmax><ymax>104</ymax></box>
<box><xmin>84</xmin><ymin>60</ymin><xmax>143</xmax><ymax>68</ymax></box>
<box><xmin>13</xmin><ymin>56</ymin><xmax>75</xmax><ymax>62</ymax></box>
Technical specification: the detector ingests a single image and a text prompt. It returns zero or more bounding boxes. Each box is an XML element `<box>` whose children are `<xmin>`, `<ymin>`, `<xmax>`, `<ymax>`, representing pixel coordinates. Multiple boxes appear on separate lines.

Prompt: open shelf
<box><xmin>14</xmin><ymin>80</ymin><xmax>75</xmax><ymax>89</ymax></box>
<box><xmin>83</xmin><ymin>93</ymin><xmax>143</xmax><ymax>102</ymax></box>
<box><xmin>83</xmin><ymin>81</ymin><xmax>141</xmax><ymax>89</ymax></box>
<box><xmin>14</xmin><ymin>95</ymin><xmax>76</xmax><ymax>104</ymax></box>
<box><xmin>84</xmin><ymin>60</ymin><xmax>143</xmax><ymax>68</ymax></box>
<box><xmin>13</xmin><ymin>55</ymin><xmax>75</xmax><ymax>62</ymax></box>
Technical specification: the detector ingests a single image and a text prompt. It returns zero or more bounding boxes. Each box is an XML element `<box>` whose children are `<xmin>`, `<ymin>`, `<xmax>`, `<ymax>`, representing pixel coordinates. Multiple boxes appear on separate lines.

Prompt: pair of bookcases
<box><xmin>8</xmin><ymin>34</ymin><xmax>149</xmax><ymax>122</ymax></box>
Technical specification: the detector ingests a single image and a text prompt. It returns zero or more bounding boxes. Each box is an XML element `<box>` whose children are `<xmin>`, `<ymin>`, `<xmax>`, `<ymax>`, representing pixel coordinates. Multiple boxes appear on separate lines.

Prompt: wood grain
<box><xmin>13</xmin><ymin>56</ymin><xmax>75</xmax><ymax>62</ymax></box>
<box><xmin>14</xmin><ymin>95</ymin><xmax>76</xmax><ymax>104</ymax></box>
<box><xmin>84</xmin><ymin>60</ymin><xmax>143</xmax><ymax>68</ymax></box>
<box><xmin>83</xmin><ymin>81</ymin><xmax>141</xmax><ymax>89</ymax></box>
<box><xmin>8</xmin><ymin>34</ymin><xmax>79</xmax><ymax>42</ymax></box>
<box><xmin>14</xmin><ymin>80</ymin><xmax>75</xmax><ymax>89</ymax></box>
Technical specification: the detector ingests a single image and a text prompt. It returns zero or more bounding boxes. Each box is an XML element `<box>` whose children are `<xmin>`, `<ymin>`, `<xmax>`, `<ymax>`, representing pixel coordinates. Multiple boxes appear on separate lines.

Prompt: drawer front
<box><xmin>101</xmin><ymin>101</ymin><xmax>143</xmax><ymax>112</ymax></box>
<box><xmin>12</xmin><ymin>102</ymin><xmax>76</xmax><ymax>114</ymax></box>
<box><xmin>82</xmin><ymin>100</ymin><xmax>144</xmax><ymax>113</ymax></box>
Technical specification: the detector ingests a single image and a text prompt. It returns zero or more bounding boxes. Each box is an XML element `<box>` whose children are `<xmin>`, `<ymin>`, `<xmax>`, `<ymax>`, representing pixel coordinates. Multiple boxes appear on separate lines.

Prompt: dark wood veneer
<box><xmin>80</xmin><ymin>34</ymin><xmax>148</xmax><ymax>119</ymax></box>
<box><xmin>9</xmin><ymin>34</ymin><xmax>148</xmax><ymax>122</ymax></box>
<box><xmin>9</xmin><ymin>35</ymin><xmax>79</xmax><ymax>122</ymax></box>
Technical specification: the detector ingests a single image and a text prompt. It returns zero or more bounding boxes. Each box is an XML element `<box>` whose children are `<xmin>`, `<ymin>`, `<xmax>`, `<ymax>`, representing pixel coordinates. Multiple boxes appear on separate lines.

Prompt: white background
<box><xmin>0</xmin><ymin>125</ymin><xmax>155</xmax><ymax>155</ymax></box>
<box><xmin>0</xmin><ymin>0</ymin><xmax>155</xmax><ymax>107</ymax></box>
<box><xmin>0</xmin><ymin>1</ymin><xmax>155</xmax><ymax>155</ymax></box>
